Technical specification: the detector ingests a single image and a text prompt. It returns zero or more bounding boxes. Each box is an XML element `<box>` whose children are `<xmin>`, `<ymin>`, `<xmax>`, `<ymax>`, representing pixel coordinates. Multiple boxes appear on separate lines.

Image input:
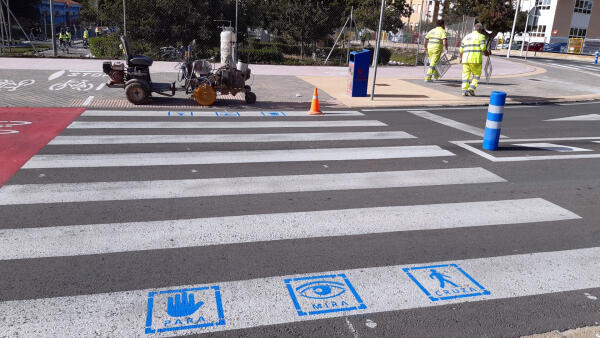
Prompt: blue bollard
<box><xmin>595</xmin><ymin>51</ymin><xmax>599</xmax><ymax>65</ymax></box>
<box><xmin>483</xmin><ymin>91</ymin><xmax>507</xmax><ymax>151</ymax></box>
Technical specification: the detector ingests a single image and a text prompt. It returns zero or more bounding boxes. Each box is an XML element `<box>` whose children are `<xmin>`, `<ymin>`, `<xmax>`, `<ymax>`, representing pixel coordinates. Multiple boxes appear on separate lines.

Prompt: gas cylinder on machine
<box><xmin>220</xmin><ymin>28</ymin><xmax>236</xmax><ymax>66</ymax></box>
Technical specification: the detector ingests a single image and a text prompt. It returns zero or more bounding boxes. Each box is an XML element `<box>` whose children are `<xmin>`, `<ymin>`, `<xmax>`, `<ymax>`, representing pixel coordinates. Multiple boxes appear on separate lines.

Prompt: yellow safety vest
<box><xmin>59</xmin><ymin>33</ymin><xmax>66</xmax><ymax>41</ymax></box>
<box><xmin>83</xmin><ymin>30</ymin><xmax>89</xmax><ymax>39</ymax></box>
<box><xmin>460</xmin><ymin>31</ymin><xmax>487</xmax><ymax>64</ymax></box>
<box><xmin>66</xmin><ymin>32</ymin><xmax>72</xmax><ymax>39</ymax></box>
<box><xmin>426</xmin><ymin>26</ymin><xmax>447</xmax><ymax>53</ymax></box>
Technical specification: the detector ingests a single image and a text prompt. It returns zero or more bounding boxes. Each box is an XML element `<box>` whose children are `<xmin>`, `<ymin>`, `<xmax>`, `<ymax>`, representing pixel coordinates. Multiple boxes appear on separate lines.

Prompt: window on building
<box><xmin>536</xmin><ymin>0</ymin><xmax>551</xmax><ymax>10</ymax></box>
<box><xmin>574</xmin><ymin>0</ymin><xmax>593</xmax><ymax>14</ymax></box>
<box><xmin>569</xmin><ymin>27</ymin><xmax>587</xmax><ymax>38</ymax></box>
<box><xmin>529</xmin><ymin>25</ymin><xmax>547</xmax><ymax>37</ymax></box>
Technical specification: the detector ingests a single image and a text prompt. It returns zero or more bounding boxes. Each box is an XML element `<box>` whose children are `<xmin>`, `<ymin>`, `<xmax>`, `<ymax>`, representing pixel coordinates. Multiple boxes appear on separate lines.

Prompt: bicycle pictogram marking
<box><xmin>0</xmin><ymin>121</ymin><xmax>32</xmax><ymax>135</ymax></box>
<box><xmin>0</xmin><ymin>79</ymin><xmax>35</xmax><ymax>92</ymax></box>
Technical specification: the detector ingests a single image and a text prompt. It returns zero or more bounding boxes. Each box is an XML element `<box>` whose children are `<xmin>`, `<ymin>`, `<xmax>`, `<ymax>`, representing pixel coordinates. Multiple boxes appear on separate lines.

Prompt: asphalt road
<box><xmin>1</xmin><ymin>101</ymin><xmax>600</xmax><ymax>337</ymax></box>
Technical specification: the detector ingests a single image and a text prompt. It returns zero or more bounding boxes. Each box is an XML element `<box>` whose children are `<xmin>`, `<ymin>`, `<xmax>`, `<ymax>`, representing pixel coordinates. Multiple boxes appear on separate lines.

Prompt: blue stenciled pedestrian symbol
<box><xmin>403</xmin><ymin>264</ymin><xmax>490</xmax><ymax>301</ymax></box>
<box><xmin>429</xmin><ymin>269</ymin><xmax>458</xmax><ymax>289</ymax></box>
<box><xmin>145</xmin><ymin>286</ymin><xmax>225</xmax><ymax>334</ymax></box>
<box><xmin>285</xmin><ymin>274</ymin><xmax>366</xmax><ymax>316</ymax></box>
<box><xmin>167</xmin><ymin>291</ymin><xmax>204</xmax><ymax>317</ymax></box>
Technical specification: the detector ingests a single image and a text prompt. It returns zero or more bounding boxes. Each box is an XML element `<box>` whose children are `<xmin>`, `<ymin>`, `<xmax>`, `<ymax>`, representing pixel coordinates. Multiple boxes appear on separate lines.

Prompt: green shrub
<box><xmin>238</xmin><ymin>48</ymin><xmax>284</xmax><ymax>63</ymax></box>
<box><xmin>89</xmin><ymin>33</ymin><xmax>122</xmax><ymax>59</ymax></box>
<box><xmin>363</xmin><ymin>47</ymin><xmax>392</xmax><ymax>65</ymax></box>
<box><xmin>245</xmin><ymin>41</ymin><xmax>304</xmax><ymax>55</ymax></box>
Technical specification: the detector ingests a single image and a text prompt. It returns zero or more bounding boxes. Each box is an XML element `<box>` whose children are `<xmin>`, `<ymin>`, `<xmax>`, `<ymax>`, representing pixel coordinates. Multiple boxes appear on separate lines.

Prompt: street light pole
<box><xmin>6</xmin><ymin>0</ymin><xmax>11</xmax><ymax>50</ymax></box>
<box><xmin>520</xmin><ymin>0</ymin><xmax>534</xmax><ymax>56</ymax></box>
<box><xmin>122</xmin><ymin>0</ymin><xmax>126</xmax><ymax>36</ymax></box>
<box><xmin>507</xmin><ymin>0</ymin><xmax>521</xmax><ymax>58</ymax></box>
<box><xmin>234</xmin><ymin>0</ymin><xmax>238</xmax><ymax>64</ymax></box>
<box><xmin>50</xmin><ymin>0</ymin><xmax>56</xmax><ymax>56</ymax></box>
<box><xmin>370</xmin><ymin>0</ymin><xmax>386</xmax><ymax>101</ymax></box>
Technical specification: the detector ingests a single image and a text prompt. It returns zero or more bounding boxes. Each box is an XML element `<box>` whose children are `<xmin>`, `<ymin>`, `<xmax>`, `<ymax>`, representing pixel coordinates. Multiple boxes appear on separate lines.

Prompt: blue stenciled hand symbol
<box><xmin>167</xmin><ymin>291</ymin><xmax>204</xmax><ymax>317</ymax></box>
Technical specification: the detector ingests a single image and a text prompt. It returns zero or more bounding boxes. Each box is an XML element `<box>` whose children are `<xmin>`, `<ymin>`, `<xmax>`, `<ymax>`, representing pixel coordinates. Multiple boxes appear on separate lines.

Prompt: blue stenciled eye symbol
<box><xmin>295</xmin><ymin>281</ymin><xmax>347</xmax><ymax>299</ymax></box>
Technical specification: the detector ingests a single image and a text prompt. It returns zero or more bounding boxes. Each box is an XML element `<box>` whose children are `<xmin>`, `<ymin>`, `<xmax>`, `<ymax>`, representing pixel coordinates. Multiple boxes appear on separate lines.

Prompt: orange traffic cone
<box><xmin>308</xmin><ymin>88</ymin><xmax>323</xmax><ymax>115</ymax></box>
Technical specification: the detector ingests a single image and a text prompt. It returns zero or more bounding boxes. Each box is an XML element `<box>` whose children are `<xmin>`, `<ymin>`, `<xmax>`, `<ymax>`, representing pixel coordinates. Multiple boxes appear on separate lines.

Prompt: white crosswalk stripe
<box><xmin>24</xmin><ymin>145</ymin><xmax>454</xmax><ymax>168</ymax></box>
<box><xmin>0</xmin><ymin>111</ymin><xmax>590</xmax><ymax>336</ymax></box>
<box><xmin>0</xmin><ymin>198</ymin><xmax>578</xmax><ymax>260</ymax></box>
<box><xmin>547</xmin><ymin>62</ymin><xmax>600</xmax><ymax>73</ymax></box>
<box><xmin>82</xmin><ymin>110</ymin><xmax>365</xmax><ymax>117</ymax></box>
<box><xmin>48</xmin><ymin>131</ymin><xmax>416</xmax><ymax>145</ymax></box>
<box><xmin>67</xmin><ymin>120</ymin><xmax>387</xmax><ymax>129</ymax></box>
<box><xmin>0</xmin><ymin>168</ymin><xmax>505</xmax><ymax>205</ymax></box>
<box><xmin>1</xmin><ymin>247</ymin><xmax>597</xmax><ymax>337</ymax></box>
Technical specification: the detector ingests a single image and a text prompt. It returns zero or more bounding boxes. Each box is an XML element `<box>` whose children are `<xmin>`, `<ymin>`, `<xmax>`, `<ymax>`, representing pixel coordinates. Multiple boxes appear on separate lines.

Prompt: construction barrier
<box><xmin>568</xmin><ymin>38</ymin><xmax>584</xmax><ymax>54</ymax></box>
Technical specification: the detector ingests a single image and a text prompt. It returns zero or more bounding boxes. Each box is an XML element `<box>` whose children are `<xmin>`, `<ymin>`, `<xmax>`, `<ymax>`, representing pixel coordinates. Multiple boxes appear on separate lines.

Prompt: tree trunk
<box><xmin>484</xmin><ymin>30</ymin><xmax>498</xmax><ymax>52</ymax></box>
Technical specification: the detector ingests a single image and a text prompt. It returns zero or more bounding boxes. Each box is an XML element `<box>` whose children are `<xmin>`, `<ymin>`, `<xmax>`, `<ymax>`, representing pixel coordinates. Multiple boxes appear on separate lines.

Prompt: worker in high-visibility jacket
<box><xmin>460</xmin><ymin>22</ymin><xmax>489</xmax><ymax>96</ymax></box>
<box><xmin>58</xmin><ymin>30</ymin><xmax>66</xmax><ymax>44</ymax></box>
<box><xmin>65</xmin><ymin>29</ymin><xmax>72</xmax><ymax>46</ymax></box>
<box><xmin>424</xmin><ymin>20</ymin><xmax>448</xmax><ymax>82</ymax></box>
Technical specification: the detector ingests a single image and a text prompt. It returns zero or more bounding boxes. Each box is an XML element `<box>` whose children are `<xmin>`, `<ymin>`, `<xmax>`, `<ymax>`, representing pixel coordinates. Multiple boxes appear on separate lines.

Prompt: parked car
<box><xmin>523</xmin><ymin>42</ymin><xmax>545</xmax><ymax>52</ymax></box>
<box><xmin>501</xmin><ymin>41</ymin><xmax>522</xmax><ymax>50</ymax></box>
<box><xmin>544</xmin><ymin>42</ymin><xmax>568</xmax><ymax>53</ymax></box>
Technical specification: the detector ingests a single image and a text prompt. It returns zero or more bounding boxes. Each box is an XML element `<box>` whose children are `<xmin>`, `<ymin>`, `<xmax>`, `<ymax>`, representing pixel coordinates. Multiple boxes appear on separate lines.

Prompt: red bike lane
<box><xmin>0</xmin><ymin>107</ymin><xmax>85</xmax><ymax>187</ymax></box>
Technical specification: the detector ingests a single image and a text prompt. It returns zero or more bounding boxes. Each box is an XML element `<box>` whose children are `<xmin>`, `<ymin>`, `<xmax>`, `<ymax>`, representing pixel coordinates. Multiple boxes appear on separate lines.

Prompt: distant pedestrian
<box><xmin>95</xmin><ymin>26</ymin><xmax>101</xmax><ymax>37</ymax></box>
<box><xmin>424</xmin><ymin>20</ymin><xmax>448</xmax><ymax>82</ymax></box>
<box><xmin>83</xmin><ymin>27</ymin><xmax>89</xmax><ymax>47</ymax></box>
<box><xmin>460</xmin><ymin>22</ymin><xmax>489</xmax><ymax>96</ymax></box>
<box><xmin>65</xmin><ymin>28</ymin><xmax>72</xmax><ymax>47</ymax></box>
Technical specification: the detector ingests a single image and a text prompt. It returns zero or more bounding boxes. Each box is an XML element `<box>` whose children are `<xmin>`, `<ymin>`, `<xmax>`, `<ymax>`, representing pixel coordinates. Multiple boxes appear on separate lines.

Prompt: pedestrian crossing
<box><xmin>0</xmin><ymin>110</ymin><xmax>592</xmax><ymax>337</ymax></box>
<box><xmin>545</xmin><ymin>62</ymin><xmax>600</xmax><ymax>74</ymax></box>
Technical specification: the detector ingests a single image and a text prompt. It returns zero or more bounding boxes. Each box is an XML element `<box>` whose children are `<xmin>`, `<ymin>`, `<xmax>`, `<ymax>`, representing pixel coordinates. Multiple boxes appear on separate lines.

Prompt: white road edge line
<box><xmin>2</xmin><ymin>247</ymin><xmax>599</xmax><ymax>337</ymax></box>
<box><xmin>0</xmin><ymin>198</ymin><xmax>578</xmax><ymax>260</ymax></box>
<box><xmin>24</xmin><ymin>146</ymin><xmax>455</xmax><ymax>169</ymax></box>
<box><xmin>408</xmin><ymin>110</ymin><xmax>508</xmax><ymax>138</ymax></box>
<box><xmin>0</xmin><ymin>168</ymin><xmax>506</xmax><ymax>205</ymax></box>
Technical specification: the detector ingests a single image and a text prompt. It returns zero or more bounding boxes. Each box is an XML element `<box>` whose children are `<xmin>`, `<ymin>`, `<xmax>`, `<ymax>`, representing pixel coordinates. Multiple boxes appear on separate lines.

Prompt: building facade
<box><xmin>404</xmin><ymin>0</ymin><xmax>450</xmax><ymax>30</ymax></box>
<box><xmin>37</xmin><ymin>0</ymin><xmax>82</xmax><ymax>27</ymax></box>
<box><xmin>516</xmin><ymin>0</ymin><xmax>600</xmax><ymax>42</ymax></box>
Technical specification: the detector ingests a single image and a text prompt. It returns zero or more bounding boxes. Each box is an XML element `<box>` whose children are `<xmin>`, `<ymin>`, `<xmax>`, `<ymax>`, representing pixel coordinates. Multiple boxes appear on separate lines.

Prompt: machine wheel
<box><xmin>193</xmin><ymin>84</ymin><xmax>217</xmax><ymax>106</ymax></box>
<box><xmin>245</xmin><ymin>91</ymin><xmax>257</xmax><ymax>104</ymax></box>
<box><xmin>125</xmin><ymin>81</ymin><xmax>149</xmax><ymax>105</ymax></box>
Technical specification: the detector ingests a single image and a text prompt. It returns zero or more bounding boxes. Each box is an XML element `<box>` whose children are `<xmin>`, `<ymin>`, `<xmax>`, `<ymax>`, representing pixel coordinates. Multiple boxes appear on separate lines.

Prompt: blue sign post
<box><xmin>482</xmin><ymin>91</ymin><xmax>507</xmax><ymax>151</ymax></box>
<box><xmin>595</xmin><ymin>51</ymin><xmax>599</xmax><ymax>65</ymax></box>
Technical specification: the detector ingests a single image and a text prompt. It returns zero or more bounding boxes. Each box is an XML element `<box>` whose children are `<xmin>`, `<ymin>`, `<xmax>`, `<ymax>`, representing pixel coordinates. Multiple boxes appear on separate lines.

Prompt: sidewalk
<box><xmin>0</xmin><ymin>55</ymin><xmax>536</xmax><ymax>78</ymax></box>
<box><xmin>0</xmin><ymin>55</ymin><xmax>598</xmax><ymax>109</ymax></box>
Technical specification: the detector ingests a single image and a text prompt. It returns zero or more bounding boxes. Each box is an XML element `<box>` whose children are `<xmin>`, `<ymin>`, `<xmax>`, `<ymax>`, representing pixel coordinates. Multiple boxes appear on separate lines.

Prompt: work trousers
<box><xmin>462</xmin><ymin>63</ymin><xmax>482</xmax><ymax>93</ymax></box>
<box><xmin>426</xmin><ymin>50</ymin><xmax>442</xmax><ymax>80</ymax></box>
